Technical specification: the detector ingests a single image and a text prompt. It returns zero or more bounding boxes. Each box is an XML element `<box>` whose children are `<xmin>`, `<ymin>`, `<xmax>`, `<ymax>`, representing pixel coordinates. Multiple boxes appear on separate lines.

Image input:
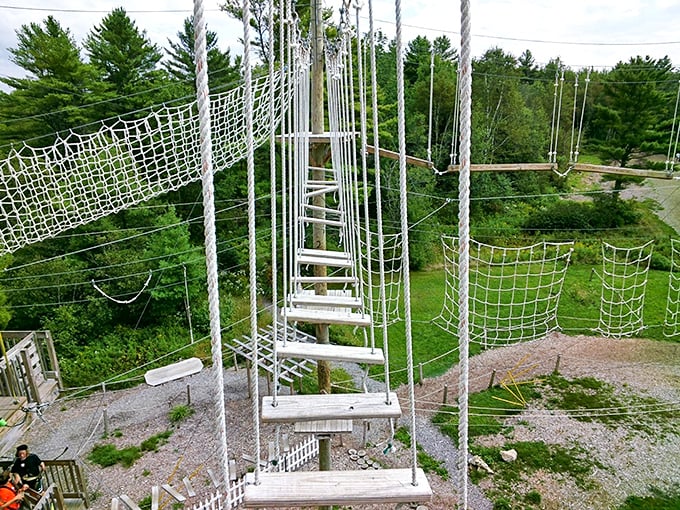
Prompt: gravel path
<box><xmin>17</xmin><ymin>332</ymin><xmax>680</xmax><ymax>510</ymax></box>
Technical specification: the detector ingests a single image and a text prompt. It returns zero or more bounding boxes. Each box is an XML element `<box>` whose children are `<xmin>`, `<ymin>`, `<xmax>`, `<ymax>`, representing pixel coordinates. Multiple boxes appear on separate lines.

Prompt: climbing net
<box><xmin>595</xmin><ymin>241</ymin><xmax>653</xmax><ymax>338</ymax></box>
<box><xmin>436</xmin><ymin>237</ymin><xmax>574</xmax><ymax>346</ymax></box>
<box><xmin>0</xmin><ymin>72</ymin><xmax>286</xmax><ymax>256</ymax></box>
<box><xmin>664</xmin><ymin>239</ymin><xmax>680</xmax><ymax>337</ymax></box>
<box><xmin>358</xmin><ymin>228</ymin><xmax>403</xmax><ymax>327</ymax></box>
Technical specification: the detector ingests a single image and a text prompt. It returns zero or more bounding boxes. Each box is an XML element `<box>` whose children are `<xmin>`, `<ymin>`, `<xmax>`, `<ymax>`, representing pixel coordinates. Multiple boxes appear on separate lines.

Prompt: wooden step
<box><xmin>307</xmin><ymin>179</ymin><xmax>337</xmax><ymax>186</ymax></box>
<box><xmin>261</xmin><ymin>392</ymin><xmax>400</xmax><ymax>423</ymax></box>
<box><xmin>282</xmin><ymin>307</ymin><xmax>371</xmax><ymax>326</ymax></box>
<box><xmin>289</xmin><ymin>293</ymin><xmax>362</xmax><ymax>308</ymax></box>
<box><xmin>293</xmin><ymin>276</ymin><xmax>358</xmax><ymax>284</ymax></box>
<box><xmin>304</xmin><ymin>204</ymin><xmax>343</xmax><ymax>215</ymax></box>
<box><xmin>299</xmin><ymin>248</ymin><xmax>350</xmax><ymax>259</ymax></box>
<box><xmin>305</xmin><ymin>185</ymin><xmax>338</xmax><ymax>198</ymax></box>
<box><xmin>297</xmin><ymin>254</ymin><xmax>351</xmax><ymax>268</ymax></box>
<box><xmin>276</xmin><ymin>341</ymin><xmax>384</xmax><ymax>364</ymax></box>
<box><xmin>242</xmin><ymin>468</ymin><xmax>431</xmax><ymax>507</ymax></box>
<box><xmin>300</xmin><ymin>216</ymin><xmax>345</xmax><ymax>227</ymax></box>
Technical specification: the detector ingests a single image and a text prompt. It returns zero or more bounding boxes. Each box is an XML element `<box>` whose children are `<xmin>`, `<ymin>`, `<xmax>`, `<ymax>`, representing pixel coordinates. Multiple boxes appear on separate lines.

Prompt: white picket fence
<box><xmin>192</xmin><ymin>435</ymin><xmax>319</xmax><ymax>510</ymax></box>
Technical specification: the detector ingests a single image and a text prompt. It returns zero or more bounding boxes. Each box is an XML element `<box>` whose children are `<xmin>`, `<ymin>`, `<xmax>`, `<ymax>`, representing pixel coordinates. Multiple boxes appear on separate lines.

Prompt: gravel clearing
<box><xmin>18</xmin><ymin>332</ymin><xmax>680</xmax><ymax>510</ymax></box>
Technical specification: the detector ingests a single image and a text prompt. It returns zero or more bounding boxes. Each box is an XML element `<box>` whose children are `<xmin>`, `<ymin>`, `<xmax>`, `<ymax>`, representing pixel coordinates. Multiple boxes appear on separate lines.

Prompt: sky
<box><xmin>1</xmin><ymin>0</ymin><xmax>680</xmax><ymax>90</ymax></box>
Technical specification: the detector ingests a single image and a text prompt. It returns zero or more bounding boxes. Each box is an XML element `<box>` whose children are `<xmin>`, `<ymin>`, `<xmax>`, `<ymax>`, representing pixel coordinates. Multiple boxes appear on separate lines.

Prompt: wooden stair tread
<box><xmin>276</xmin><ymin>341</ymin><xmax>384</xmax><ymax>364</ymax></box>
<box><xmin>293</xmin><ymin>276</ymin><xmax>358</xmax><ymax>284</ymax></box>
<box><xmin>242</xmin><ymin>468</ymin><xmax>431</xmax><ymax>507</ymax></box>
<box><xmin>282</xmin><ymin>307</ymin><xmax>371</xmax><ymax>326</ymax></box>
<box><xmin>299</xmin><ymin>248</ymin><xmax>350</xmax><ymax>259</ymax></box>
<box><xmin>289</xmin><ymin>293</ymin><xmax>362</xmax><ymax>308</ymax></box>
<box><xmin>261</xmin><ymin>392</ymin><xmax>400</xmax><ymax>422</ymax></box>
<box><xmin>297</xmin><ymin>254</ymin><xmax>352</xmax><ymax>268</ymax></box>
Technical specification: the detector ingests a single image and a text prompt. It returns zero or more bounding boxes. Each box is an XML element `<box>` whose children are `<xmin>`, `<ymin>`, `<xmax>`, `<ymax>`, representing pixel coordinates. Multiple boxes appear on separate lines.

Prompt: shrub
<box><xmin>169</xmin><ymin>405</ymin><xmax>194</xmax><ymax>424</ymax></box>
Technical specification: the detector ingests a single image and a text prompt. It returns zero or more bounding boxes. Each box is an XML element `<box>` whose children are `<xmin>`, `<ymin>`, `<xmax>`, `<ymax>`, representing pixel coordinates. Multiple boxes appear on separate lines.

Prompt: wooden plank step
<box><xmin>299</xmin><ymin>248</ymin><xmax>350</xmax><ymax>259</ymax></box>
<box><xmin>242</xmin><ymin>468</ymin><xmax>431</xmax><ymax>507</ymax></box>
<box><xmin>300</xmin><ymin>216</ymin><xmax>345</xmax><ymax>227</ymax></box>
<box><xmin>276</xmin><ymin>341</ymin><xmax>384</xmax><ymax>364</ymax></box>
<box><xmin>304</xmin><ymin>204</ymin><xmax>342</xmax><ymax>215</ymax></box>
<box><xmin>144</xmin><ymin>357</ymin><xmax>203</xmax><ymax>386</ymax></box>
<box><xmin>307</xmin><ymin>179</ymin><xmax>337</xmax><ymax>186</ymax></box>
<box><xmin>294</xmin><ymin>276</ymin><xmax>358</xmax><ymax>284</ymax></box>
<box><xmin>305</xmin><ymin>186</ymin><xmax>338</xmax><ymax>198</ymax></box>
<box><xmin>289</xmin><ymin>293</ymin><xmax>362</xmax><ymax>308</ymax></box>
<box><xmin>294</xmin><ymin>419</ymin><xmax>353</xmax><ymax>434</ymax></box>
<box><xmin>261</xmin><ymin>392</ymin><xmax>400</xmax><ymax>422</ymax></box>
<box><xmin>297</xmin><ymin>254</ymin><xmax>351</xmax><ymax>267</ymax></box>
<box><xmin>282</xmin><ymin>307</ymin><xmax>371</xmax><ymax>326</ymax></box>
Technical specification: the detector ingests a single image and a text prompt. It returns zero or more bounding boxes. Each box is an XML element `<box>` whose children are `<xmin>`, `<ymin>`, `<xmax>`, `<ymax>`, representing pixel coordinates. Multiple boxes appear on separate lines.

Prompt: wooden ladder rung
<box><xmin>304</xmin><ymin>204</ymin><xmax>342</xmax><ymax>215</ymax></box>
<box><xmin>242</xmin><ymin>468</ymin><xmax>431</xmax><ymax>507</ymax></box>
<box><xmin>289</xmin><ymin>293</ymin><xmax>362</xmax><ymax>308</ymax></box>
<box><xmin>299</xmin><ymin>248</ymin><xmax>350</xmax><ymax>259</ymax></box>
<box><xmin>300</xmin><ymin>216</ymin><xmax>345</xmax><ymax>227</ymax></box>
<box><xmin>297</xmin><ymin>254</ymin><xmax>352</xmax><ymax>267</ymax></box>
<box><xmin>282</xmin><ymin>307</ymin><xmax>371</xmax><ymax>326</ymax></box>
<box><xmin>305</xmin><ymin>186</ymin><xmax>338</xmax><ymax>198</ymax></box>
<box><xmin>276</xmin><ymin>341</ymin><xmax>384</xmax><ymax>364</ymax></box>
<box><xmin>294</xmin><ymin>276</ymin><xmax>358</xmax><ymax>284</ymax></box>
<box><xmin>261</xmin><ymin>392</ymin><xmax>400</xmax><ymax>422</ymax></box>
<box><xmin>307</xmin><ymin>179</ymin><xmax>337</xmax><ymax>186</ymax></box>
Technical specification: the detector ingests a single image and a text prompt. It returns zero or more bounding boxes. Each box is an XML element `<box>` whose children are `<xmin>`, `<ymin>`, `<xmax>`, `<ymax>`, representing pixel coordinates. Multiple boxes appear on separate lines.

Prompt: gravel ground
<box><xmin>17</xmin><ymin>332</ymin><xmax>680</xmax><ymax>510</ymax></box>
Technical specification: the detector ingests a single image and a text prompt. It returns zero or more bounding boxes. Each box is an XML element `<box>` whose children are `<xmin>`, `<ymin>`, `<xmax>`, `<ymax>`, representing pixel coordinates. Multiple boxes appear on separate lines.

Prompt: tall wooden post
<box><xmin>310</xmin><ymin>0</ymin><xmax>332</xmax><ymax>505</ymax></box>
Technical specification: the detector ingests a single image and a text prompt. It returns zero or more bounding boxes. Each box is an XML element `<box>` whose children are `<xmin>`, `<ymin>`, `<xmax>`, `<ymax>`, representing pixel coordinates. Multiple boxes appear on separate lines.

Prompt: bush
<box><xmin>88</xmin><ymin>444</ymin><xmax>142</xmax><ymax>468</ymax></box>
<box><xmin>169</xmin><ymin>405</ymin><xmax>194</xmax><ymax>424</ymax></box>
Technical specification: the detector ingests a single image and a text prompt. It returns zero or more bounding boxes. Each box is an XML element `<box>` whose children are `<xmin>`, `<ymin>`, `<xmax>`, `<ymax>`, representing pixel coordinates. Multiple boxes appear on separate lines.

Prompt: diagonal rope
<box><xmin>91</xmin><ymin>270</ymin><xmax>152</xmax><ymax>304</ymax></box>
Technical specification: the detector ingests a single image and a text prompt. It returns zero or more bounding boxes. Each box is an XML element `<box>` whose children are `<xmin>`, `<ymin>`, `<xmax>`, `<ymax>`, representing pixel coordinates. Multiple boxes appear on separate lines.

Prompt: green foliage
<box><xmin>140</xmin><ymin>430</ymin><xmax>173</xmax><ymax>452</ymax></box>
<box><xmin>88</xmin><ymin>444</ymin><xmax>141</xmax><ymax>468</ymax></box>
<box><xmin>298</xmin><ymin>367</ymin><xmax>356</xmax><ymax>395</ymax></box>
<box><xmin>168</xmin><ymin>405</ymin><xmax>194</xmax><ymax>424</ymax></box>
<box><xmin>618</xmin><ymin>486</ymin><xmax>680</xmax><ymax>509</ymax></box>
<box><xmin>138</xmin><ymin>496</ymin><xmax>152</xmax><ymax>510</ymax></box>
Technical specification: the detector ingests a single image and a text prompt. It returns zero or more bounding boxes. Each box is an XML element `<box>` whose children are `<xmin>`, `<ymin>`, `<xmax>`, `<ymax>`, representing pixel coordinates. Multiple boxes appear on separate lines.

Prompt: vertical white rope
<box><xmin>574</xmin><ymin>68</ymin><xmax>591</xmax><ymax>165</ymax></box>
<box><xmin>457</xmin><ymin>0</ymin><xmax>473</xmax><ymax>507</ymax></box>
<box><xmin>192</xmin><ymin>0</ymin><xmax>229</xmax><ymax>488</ymax></box>
<box><xmin>666</xmin><ymin>80</ymin><xmax>680</xmax><ymax>174</ymax></box>
<box><xmin>569</xmin><ymin>74</ymin><xmax>579</xmax><ymax>165</ymax></box>
<box><xmin>449</xmin><ymin>66</ymin><xmax>461</xmax><ymax>168</ymax></box>
<box><xmin>182</xmin><ymin>264</ymin><xmax>195</xmax><ymax>344</ymax></box>
<box><xmin>548</xmin><ymin>65</ymin><xmax>560</xmax><ymax>165</ymax></box>
<box><xmin>394</xmin><ymin>0</ymin><xmax>418</xmax><ymax>486</ymax></box>
<box><xmin>267</xmin><ymin>0</ymin><xmax>279</xmax><ymax>405</ymax></box>
<box><xmin>241</xmin><ymin>0</ymin><xmax>262</xmax><ymax>485</ymax></box>
<box><xmin>355</xmin><ymin>7</ymin><xmax>377</xmax><ymax>352</ymax></box>
<box><xmin>427</xmin><ymin>48</ymin><xmax>435</xmax><ymax>163</ymax></box>
<box><xmin>368</xmin><ymin>0</ymin><xmax>391</xmax><ymax>402</ymax></box>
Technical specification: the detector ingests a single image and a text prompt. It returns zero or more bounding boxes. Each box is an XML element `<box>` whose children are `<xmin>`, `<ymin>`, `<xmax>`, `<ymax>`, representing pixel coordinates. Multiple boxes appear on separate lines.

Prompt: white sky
<box><xmin>1</xmin><ymin>0</ymin><xmax>680</xmax><ymax>90</ymax></box>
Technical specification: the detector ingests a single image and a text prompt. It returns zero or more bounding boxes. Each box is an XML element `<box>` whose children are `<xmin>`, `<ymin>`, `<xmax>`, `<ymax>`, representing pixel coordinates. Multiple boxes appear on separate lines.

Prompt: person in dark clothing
<box><xmin>10</xmin><ymin>446</ymin><xmax>44</xmax><ymax>492</ymax></box>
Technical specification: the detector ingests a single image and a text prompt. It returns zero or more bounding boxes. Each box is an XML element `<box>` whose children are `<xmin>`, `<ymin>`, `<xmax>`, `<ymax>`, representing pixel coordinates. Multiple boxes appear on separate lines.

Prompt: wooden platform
<box><xmin>144</xmin><ymin>357</ymin><xmax>203</xmax><ymax>386</ymax></box>
<box><xmin>282</xmin><ymin>307</ymin><xmax>371</xmax><ymax>326</ymax></box>
<box><xmin>276</xmin><ymin>341</ymin><xmax>384</xmax><ymax>364</ymax></box>
<box><xmin>297</xmin><ymin>253</ymin><xmax>351</xmax><ymax>268</ymax></box>
<box><xmin>289</xmin><ymin>293</ymin><xmax>362</xmax><ymax>308</ymax></box>
<box><xmin>242</xmin><ymin>468</ymin><xmax>431</xmax><ymax>507</ymax></box>
<box><xmin>261</xmin><ymin>392</ymin><xmax>400</xmax><ymax>423</ymax></box>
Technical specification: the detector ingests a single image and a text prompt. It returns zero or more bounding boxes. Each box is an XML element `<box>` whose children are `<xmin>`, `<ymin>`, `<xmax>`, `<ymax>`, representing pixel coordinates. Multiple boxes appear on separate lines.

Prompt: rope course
<box><xmin>0</xmin><ymin>73</ymin><xmax>285</xmax><ymax>257</ymax></box>
<box><xmin>595</xmin><ymin>241</ymin><xmax>654</xmax><ymax>338</ymax></box>
<box><xmin>437</xmin><ymin>237</ymin><xmax>574</xmax><ymax>346</ymax></box>
<box><xmin>664</xmin><ymin>238</ymin><xmax>680</xmax><ymax>337</ymax></box>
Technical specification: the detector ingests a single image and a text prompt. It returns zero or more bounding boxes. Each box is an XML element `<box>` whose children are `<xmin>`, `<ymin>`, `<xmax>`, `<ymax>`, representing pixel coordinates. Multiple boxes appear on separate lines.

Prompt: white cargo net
<box><xmin>0</xmin><ymin>71</ymin><xmax>286</xmax><ymax>256</ymax></box>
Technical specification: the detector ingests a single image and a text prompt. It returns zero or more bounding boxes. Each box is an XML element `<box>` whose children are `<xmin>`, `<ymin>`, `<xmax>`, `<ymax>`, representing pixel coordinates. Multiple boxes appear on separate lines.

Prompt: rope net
<box><xmin>664</xmin><ymin>239</ymin><xmax>680</xmax><ymax>337</ymax></box>
<box><xmin>436</xmin><ymin>236</ymin><xmax>574</xmax><ymax>346</ymax></box>
<box><xmin>595</xmin><ymin>241</ymin><xmax>653</xmax><ymax>338</ymax></box>
<box><xmin>358</xmin><ymin>228</ymin><xmax>402</xmax><ymax>327</ymax></box>
<box><xmin>0</xmin><ymin>73</ymin><xmax>285</xmax><ymax>256</ymax></box>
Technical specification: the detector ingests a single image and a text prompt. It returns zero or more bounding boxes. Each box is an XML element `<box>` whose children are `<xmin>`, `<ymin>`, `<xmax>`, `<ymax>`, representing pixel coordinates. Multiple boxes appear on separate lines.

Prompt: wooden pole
<box><xmin>443</xmin><ymin>384</ymin><xmax>448</xmax><ymax>405</ymax></box>
<box><xmin>553</xmin><ymin>354</ymin><xmax>561</xmax><ymax>375</ymax></box>
<box><xmin>488</xmin><ymin>369</ymin><xmax>496</xmax><ymax>389</ymax></box>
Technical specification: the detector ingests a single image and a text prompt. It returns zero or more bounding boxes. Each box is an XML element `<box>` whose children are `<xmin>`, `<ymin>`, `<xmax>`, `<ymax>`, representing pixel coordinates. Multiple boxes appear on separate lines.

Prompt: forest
<box><xmin>0</xmin><ymin>6</ymin><xmax>678</xmax><ymax>388</ymax></box>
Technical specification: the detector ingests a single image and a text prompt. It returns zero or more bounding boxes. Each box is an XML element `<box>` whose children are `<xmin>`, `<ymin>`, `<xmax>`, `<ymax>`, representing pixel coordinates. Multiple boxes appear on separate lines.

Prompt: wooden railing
<box><xmin>24</xmin><ymin>483</ymin><xmax>66</xmax><ymax>510</ymax></box>
<box><xmin>0</xmin><ymin>459</ymin><xmax>88</xmax><ymax>508</ymax></box>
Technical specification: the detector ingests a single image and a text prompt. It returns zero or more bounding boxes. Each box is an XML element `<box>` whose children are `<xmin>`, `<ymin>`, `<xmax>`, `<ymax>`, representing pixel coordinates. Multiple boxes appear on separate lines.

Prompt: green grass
<box><xmin>169</xmin><ymin>404</ymin><xmax>194</xmax><ymax>424</ymax></box>
<box><xmin>140</xmin><ymin>430</ymin><xmax>173</xmax><ymax>452</ymax></box>
<box><xmin>88</xmin><ymin>444</ymin><xmax>142</xmax><ymax>468</ymax></box>
<box><xmin>617</xmin><ymin>486</ymin><xmax>680</xmax><ymax>509</ymax></box>
<box><xmin>298</xmin><ymin>366</ymin><xmax>357</xmax><ymax>394</ymax></box>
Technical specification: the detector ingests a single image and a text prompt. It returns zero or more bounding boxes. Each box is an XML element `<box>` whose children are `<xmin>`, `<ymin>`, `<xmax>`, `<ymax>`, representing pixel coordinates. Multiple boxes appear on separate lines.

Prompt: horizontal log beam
<box><xmin>571</xmin><ymin>163</ymin><xmax>676</xmax><ymax>180</ymax></box>
<box><xmin>445</xmin><ymin>163</ymin><xmax>554</xmax><ymax>173</ymax></box>
<box><xmin>365</xmin><ymin>145</ymin><xmax>433</xmax><ymax>169</ymax></box>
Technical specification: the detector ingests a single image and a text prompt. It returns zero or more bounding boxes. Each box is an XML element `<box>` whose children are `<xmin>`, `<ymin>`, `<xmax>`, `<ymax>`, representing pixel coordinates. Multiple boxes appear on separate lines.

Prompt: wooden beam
<box><xmin>144</xmin><ymin>357</ymin><xmax>203</xmax><ymax>386</ymax></box>
<box><xmin>242</xmin><ymin>468</ymin><xmax>431</xmax><ymax>507</ymax></box>
<box><xmin>445</xmin><ymin>163</ymin><xmax>554</xmax><ymax>173</ymax></box>
<box><xmin>294</xmin><ymin>419</ymin><xmax>353</xmax><ymax>434</ymax></box>
<box><xmin>365</xmin><ymin>145</ymin><xmax>433</xmax><ymax>169</ymax></box>
<box><xmin>261</xmin><ymin>392</ymin><xmax>401</xmax><ymax>422</ymax></box>
<box><xmin>281</xmin><ymin>307</ymin><xmax>371</xmax><ymax>327</ymax></box>
<box><xmin>571</xmin><ymin>163</ymin><xmax>676</xmax><ymax>179</ymax></box>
